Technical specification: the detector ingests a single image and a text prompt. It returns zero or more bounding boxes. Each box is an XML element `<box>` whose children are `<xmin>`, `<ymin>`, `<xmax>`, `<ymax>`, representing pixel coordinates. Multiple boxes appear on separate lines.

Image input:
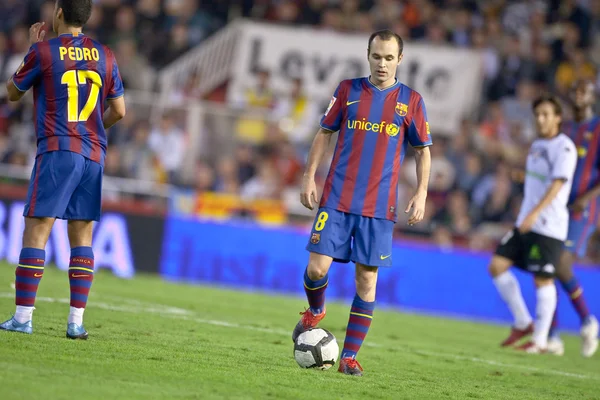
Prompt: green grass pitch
<box><xmin>0</xmin><ymin>264</ymin><xmax>598</xmax><ymax>399</ymax></box>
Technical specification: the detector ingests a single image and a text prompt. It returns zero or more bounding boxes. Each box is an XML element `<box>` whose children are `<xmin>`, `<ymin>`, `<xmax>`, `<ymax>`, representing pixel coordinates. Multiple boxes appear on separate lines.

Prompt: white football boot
<box><xmin>581</xmin><ymin>315</ymin><xmax>599</xmax><ymax>358</ymax></box>
<box><xmin>546</xmin><ymin>336</ymin><xmax>565</xmax><ymax>356</ymax></box>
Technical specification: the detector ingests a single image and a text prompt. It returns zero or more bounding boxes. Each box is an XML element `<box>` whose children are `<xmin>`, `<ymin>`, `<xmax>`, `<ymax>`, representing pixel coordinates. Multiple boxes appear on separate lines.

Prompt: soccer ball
<box><xmin>293</xmin><ymin>328</ymin><xmax>339</xmax><ymax>370</ymax></box>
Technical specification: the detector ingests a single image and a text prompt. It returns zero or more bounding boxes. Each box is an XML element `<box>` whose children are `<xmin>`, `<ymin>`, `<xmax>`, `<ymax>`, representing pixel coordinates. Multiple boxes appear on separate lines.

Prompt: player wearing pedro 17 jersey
<box><xmin>0</xmin><ymin>0</ymin><xmax>126</xmax><ymax>340</ymax></box>
<box><xmin>489</xmin><ymin>94</ymin><xmax>577</xmax><ymax>354</ymax></box>
<box><xmin>293</xmin><ymin>30</ymin><xmax>432</xmax><ymax>376</ymax></box>
<box><xmin>546</xmin><ymin>80</ymin><xmax>599</xmax><ymax>358</ymax></box>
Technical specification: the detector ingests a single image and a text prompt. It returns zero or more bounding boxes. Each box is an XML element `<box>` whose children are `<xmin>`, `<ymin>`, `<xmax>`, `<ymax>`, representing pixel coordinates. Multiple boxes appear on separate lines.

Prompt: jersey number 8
<box><xmin>314</xmin><ymin>211</ymin><xmax>329</xmax><ymax>231</ymax></box>
<box><xmin>61</xmin><ymin>70</ymin><xmax>103</xmax><ymax>122</ymax></box>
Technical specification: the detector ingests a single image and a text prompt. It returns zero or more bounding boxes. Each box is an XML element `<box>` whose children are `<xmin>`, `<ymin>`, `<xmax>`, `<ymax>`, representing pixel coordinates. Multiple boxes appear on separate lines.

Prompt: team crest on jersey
<box><xmin>530</xmin><ymin>146</ymin><xmax>549</xmax><ymax>163</ymax></box>
<box><xmin>310</xmin><ymin>233</ymin><xmax>320</xmax><ymax>244</ymax></box>
<box><xmin>395</xmin><ymin>102</ymin><xmax>408</xmax><ymax>117</ymax></box>
<box><xmin>386</xmin><ymin>123</ymin><xmax>400</xmax><ymax>137</ymax></box>
<box><xmin>584</xmin><ymin>131</ymin><xmax>593</xmax><ymax>140</ymax></box>
<box><xmin>578</xmin><ymin>146</ymin><xmax>587</xmax><ymax>158</ymax></box>
<box><xmin>324</xmin><ymin>96</ymin><xmax>336</xmax><ymax>116</ymax></box>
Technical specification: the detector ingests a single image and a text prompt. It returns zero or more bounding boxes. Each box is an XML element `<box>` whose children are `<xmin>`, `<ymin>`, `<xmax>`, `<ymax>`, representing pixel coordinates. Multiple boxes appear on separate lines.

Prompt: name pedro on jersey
<box><xmin>59</xmin><ymin>46</ymin><xmax>100</xmax><ymax>62</ymax></box>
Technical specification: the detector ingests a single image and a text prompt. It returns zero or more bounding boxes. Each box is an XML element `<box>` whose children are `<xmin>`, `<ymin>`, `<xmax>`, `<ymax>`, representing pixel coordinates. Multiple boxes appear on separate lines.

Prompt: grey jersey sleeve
<box><xmin>551</xmin><ymin>137</ymin><xmax>577</xmax><ymax>181</ymax></box>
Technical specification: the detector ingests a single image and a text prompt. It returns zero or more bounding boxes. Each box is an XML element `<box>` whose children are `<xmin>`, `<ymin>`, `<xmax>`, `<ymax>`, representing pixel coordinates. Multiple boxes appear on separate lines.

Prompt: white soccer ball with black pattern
<box><xmin>294</xmin><ymin>328</ymin><xmax>339</xmax><ymax>370</ymax></box>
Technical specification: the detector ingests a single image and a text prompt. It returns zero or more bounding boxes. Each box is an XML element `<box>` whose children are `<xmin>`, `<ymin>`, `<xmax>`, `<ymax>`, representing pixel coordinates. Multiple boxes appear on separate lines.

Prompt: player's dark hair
<box><xmin>532</xmin><ymin>94</ymin><xmax>563</xmax><ymax>116</ymax></box>
<box><xmin>56</xmin><ymin>0</ymin><xmax>92</xmax><ymax>27</ymax></box>
<box><xmin>368</xmin><ymin>30</ymin><xmax>404</xmax><ymax>56</ymax></box>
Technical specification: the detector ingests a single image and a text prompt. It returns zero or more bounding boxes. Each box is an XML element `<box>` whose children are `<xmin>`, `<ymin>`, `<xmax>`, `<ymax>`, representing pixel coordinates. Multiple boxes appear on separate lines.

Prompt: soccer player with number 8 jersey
<box><xmin>293</xmin><ymin>30</ymin><xmax>433</xmax><ymax>376</ymax></box>
<box><xmin>0</xmin><ymin>0</ymin><xmax>125</xmax><ymax>339</ymax></box>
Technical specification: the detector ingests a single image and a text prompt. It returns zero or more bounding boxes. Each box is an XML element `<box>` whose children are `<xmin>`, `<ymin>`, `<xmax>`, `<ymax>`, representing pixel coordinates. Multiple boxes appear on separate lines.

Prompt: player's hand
<box><xmin>570</xmin><ymin>195</ymin><xmax>590</xmax><ymax>214</ymax></box>
<box><xmin>405</xmin><ymin>190</ymin><xmax>427</xmax><ymax>225</ymax></box>
<box><xmin>300</xmin><ymin>175</ymin><xmax>318</xmax><ymax>210</ymax></box>
<box><xmin>518</xmin><ymin>211</ymin><xmax>538</xmax><ymax>234</ymax></box>
<box><xmin>29</xmin><ymin>22</ymin><xmax>46</xmax><ymax>45</ymax></box>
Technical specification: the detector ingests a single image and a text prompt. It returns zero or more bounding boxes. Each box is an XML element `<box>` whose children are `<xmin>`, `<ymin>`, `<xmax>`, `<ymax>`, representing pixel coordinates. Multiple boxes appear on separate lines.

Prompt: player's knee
<box><xmin>534</xmin><ymin>275</ymin><xmax>554</xmax><ymax>287</ymax></box>
<box><xmin>488</xmin><ymin>262</ymin><xmax>504</xmax><ymax>278</ymax></box>
<box><xmin>22</xmin><ymin>217</ymin><xmax>54</xmax><ymax>249</ymax></box>
<box><xmin>555</xmin><ymin>251</ymin><xmax>575</xmax><ymax>283</ymax></box>
<box><xmin>307</xmin><ymin>259</ymin><xmax>330</xmax><ymax>281</ymax></box>
<box><xmin>488</xmin><ymin>255</ymin><xmax>512</xmax><ymax>278</ymax></box>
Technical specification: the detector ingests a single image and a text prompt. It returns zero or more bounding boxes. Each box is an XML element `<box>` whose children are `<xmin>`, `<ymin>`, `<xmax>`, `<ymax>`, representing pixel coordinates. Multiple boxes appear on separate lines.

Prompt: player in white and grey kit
<box><xmin>488</xmin><ymin>94</ymin><xmax>578</xmax><ymax>353</ymax></box>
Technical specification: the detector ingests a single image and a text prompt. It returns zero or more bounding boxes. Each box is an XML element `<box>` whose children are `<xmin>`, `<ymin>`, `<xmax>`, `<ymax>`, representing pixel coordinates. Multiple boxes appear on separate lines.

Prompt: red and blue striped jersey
<box><xmin>563</xmin><ymin>117</ymin><xmax>600</xmax><ymax>206</ymax></box>
<box><xmin>12</xmin><ymin>33</ymin><xmax>124</xmax><ymax>166</ymax></box>
<box><xmin>319</xmin><ymin>77</ymin><xmax>432</xmax><ymax>221</ymax></box>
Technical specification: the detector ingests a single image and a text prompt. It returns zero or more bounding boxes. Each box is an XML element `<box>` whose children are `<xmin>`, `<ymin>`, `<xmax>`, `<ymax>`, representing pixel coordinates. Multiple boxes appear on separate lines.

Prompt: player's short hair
<box><xmin>532</xmin><ymin>94</ymin><xmax>563</xmax><ymax>116</ymax></box>
<box><xmin>368</xmin><ymin>30</ymin><xmax>404</xmax><ymax>56</ymax></box>
<box><xmin>56</xmin><ymin>0</ymin><xmax>92</xmax><ymax>27</ymax></box>
<box><xmin>572</xmin><ymin>78</ymin><xmax>595</xmax><ymax>89</ymax></box>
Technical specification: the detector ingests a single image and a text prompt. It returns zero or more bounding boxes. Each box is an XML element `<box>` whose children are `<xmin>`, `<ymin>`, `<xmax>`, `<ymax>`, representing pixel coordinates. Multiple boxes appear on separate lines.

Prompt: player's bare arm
<box><xmin>103</xmin><ymin>96</ymin><xmax>127</xmax><ymax>130</ymax></box>
<box><xmin>29</xmin><ymin>22</ymin><xmax>46</xmax><ymax>45</ymax></box>
<box><xmin>519</xmin><ymin>178</ymin><xmax>566</xmax><ymax>233</ymax></box>
<box><xmin>5</xmin><ymin>79</ymin><xmax>25</xmax><ymax>102</ymax></box>
<box><xmin>300</xmin><ymin>127</ymin><xmax>334</xmax><ymax>210</ymax></box>
<box><xmin>5</xmin><ymin>22</ymin><xmax>47</xmax><ymax>102</ymax></box>
<box><xmin>406</xmin><ymin>146</ymin><xmax>431</xmax><ymax>225</ymax></box>
<box><xmin>571</xmin><ymin>181</ymin><xmax>600</xmax><ymax>213</ymax></box>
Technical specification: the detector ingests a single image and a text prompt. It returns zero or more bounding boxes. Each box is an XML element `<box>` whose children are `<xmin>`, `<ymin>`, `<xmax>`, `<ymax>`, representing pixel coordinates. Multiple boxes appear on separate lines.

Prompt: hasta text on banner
<box><xmin>160</xmin><ymin>217</ymin><xmax>600</xmax><ymax>333</ymax></box>
<box><xmin>228</xmin><ymin>21</ymin><xmax>484</xmax><ymax>136</ymax></box>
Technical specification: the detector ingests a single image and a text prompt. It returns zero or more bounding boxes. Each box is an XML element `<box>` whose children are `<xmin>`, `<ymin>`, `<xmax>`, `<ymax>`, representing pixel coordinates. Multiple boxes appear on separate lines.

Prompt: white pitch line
<box><xmin>0</xmin><ymin>292</ymin><xmax>597</xmax><ymax>380</ymax></box>
<box><xmin>410</xmin><ymin>349</ymin><xmax>592</xmax><ymax>380</ymax></box>
<box><xmin>360</xmin><ymin>342</ymin><xmax>594</xmax><ymax>379</ymax></box>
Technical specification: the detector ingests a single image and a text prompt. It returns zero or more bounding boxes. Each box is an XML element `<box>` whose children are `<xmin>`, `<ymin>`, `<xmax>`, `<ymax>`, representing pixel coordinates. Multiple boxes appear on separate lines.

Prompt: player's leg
<box><xmin>518</xmin><ymin>275</ymin><xmax>557</xmax><ymax>353</ymax></box>
<box><xmin>555</xmin><ymin>216</ymin><xmax>598</xmax><ymax>357</ymax></box>
<box><xmin>547</xmin><ymin>250</ymin><xmax>582</xmax><ymax>355</ymax></box>
<box><xmin>338</xmin><ymin>263</ymin><xmax>377</xmax><ymax>376</ymax></box>
<box><xmin>304</xmin><ymin>251</ymin><xmax>332</xmax><ymax>315</ymax></box>
<box><xmin>293</xmin><ymin>208</ymin><xmax>352</xmax><ymax>342</ymax></box>
<box><xmin>547</xmin><ymin>280</ymin><xmax>564</xmax><ymax>355</ymax></box>
<box><xmin>560</xmin><ymin>217</ymin><xmax>594</xmax><ymax>324</ymax></box>
<box><xmin>0</xmin><ymin>152</ymin><xmax>78</xmax><ymax>334</ymax></box>
<box><xmin>337</xmin><ymin>216</ymin><xmax>391</xmax><ymax>376</ymax></box>
<box><xmin>65</xmin><ymin>220</ymin><xmax>94</xmax><ymax>340</ymax></box>
<box><xmin>292</xmin><ymin>252</ymin><xmax>333</xmax><ymax>341</ymax></box>
<box><xmin>0</xmin><ymin>217</ymin><xmax>55</xmax><ymax>334</ymax></box>
<box><xmin>490</xmin><ymin>229</ymin><xmax>533</xmax><ymax>346</ymax></box>
<box><xmin>555</xmin><ymin>250</ymin><xmax>590</xmax><ymax>322</ymax></box>
<box><xmin>63</xmin><ymin>157</ymin><xmax>103</xmax><ymax>340</ymax></box>
<box><xmin>516</xmin><ymin>233</ymin><xmax>562</xmax><ymax>353</ymax></box>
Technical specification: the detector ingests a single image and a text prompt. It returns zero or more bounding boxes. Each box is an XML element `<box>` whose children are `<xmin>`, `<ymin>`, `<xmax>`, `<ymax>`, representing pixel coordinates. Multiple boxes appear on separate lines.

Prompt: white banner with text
<box><xmin>228</xmin><ymin>21</ymin><xmax>484</xmax><ymax>136</ymax></box>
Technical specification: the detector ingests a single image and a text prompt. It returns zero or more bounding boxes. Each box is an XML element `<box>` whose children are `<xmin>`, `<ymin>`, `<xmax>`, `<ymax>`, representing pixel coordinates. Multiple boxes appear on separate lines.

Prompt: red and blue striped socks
<box><xmin>303</xmin><ymin>268</ymin><xmax>328</xmax><ymax>314</ymax></box>
<box><xmin>68</xmin><ymin>247</ymin><xmax>94</xmax><ymax>325</ymax></box>
<box><xmin>14</xmin><ymin>248</ymin><xmax>45</xmax><ymax>323</ymax></box>
<box><xmin>560</xmin><ymin>277</ymin><xmax>590</xmax><ymax>323</ymax></box>
<box><xmin>341</xmin><ymin>293</ymin><xmax>375</xmax><ymax>359</ymax></box>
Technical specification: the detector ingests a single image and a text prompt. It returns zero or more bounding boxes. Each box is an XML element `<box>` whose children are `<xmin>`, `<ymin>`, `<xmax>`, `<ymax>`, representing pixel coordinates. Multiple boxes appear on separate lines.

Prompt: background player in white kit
<box><xmin>488</xmin><ymin>94</ymin><xmax>578</xmax><ymax>353</ymax></box>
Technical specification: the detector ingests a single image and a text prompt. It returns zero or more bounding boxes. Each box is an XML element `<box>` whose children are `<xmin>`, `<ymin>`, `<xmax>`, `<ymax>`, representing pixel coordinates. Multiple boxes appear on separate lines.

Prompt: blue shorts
<box><xmin>24</xmin><ymin>151</ymin><xmax>103</xmax><ymax>221</ymax></box>
<box><xmin>565</xmin><ymin>205</ymin><xmax>599</xmax><ymax>258</ymax></box>
<box><xmin>305</xmin><ymin>207</ymin><xmax>394</xmax><ymax>267</ymax></box>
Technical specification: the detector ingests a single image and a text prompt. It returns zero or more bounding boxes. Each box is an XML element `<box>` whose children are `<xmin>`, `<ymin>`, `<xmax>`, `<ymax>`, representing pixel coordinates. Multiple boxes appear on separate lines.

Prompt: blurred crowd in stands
<box><xmin>1</xmin><ymin>0</ymin><xmax>599</xmax><ymax>258</ymax></box>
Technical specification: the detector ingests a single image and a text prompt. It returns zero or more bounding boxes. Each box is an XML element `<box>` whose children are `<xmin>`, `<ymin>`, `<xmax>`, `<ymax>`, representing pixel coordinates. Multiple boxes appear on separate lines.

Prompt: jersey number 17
<box><xmin>61</xmin><ymin>69</ymin><xmax>102</xmax><ymax>122</ymax></box>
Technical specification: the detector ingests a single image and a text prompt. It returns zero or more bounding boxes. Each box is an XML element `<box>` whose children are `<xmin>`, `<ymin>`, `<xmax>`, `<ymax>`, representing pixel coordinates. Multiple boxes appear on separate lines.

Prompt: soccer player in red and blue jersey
<box><xmin>292</xmin><ymin>30</ymin><xmax>432</xmax><ymax>376</ymax></box>
<box><xmin>0</xmin><ymin>0</ymin><xmax>125</xmax><ymax>339</ymax></box>
<box><xmin>546</xmin><ymin>80</ymin><xmax>599</xmax><ymax>357</ymax></box>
